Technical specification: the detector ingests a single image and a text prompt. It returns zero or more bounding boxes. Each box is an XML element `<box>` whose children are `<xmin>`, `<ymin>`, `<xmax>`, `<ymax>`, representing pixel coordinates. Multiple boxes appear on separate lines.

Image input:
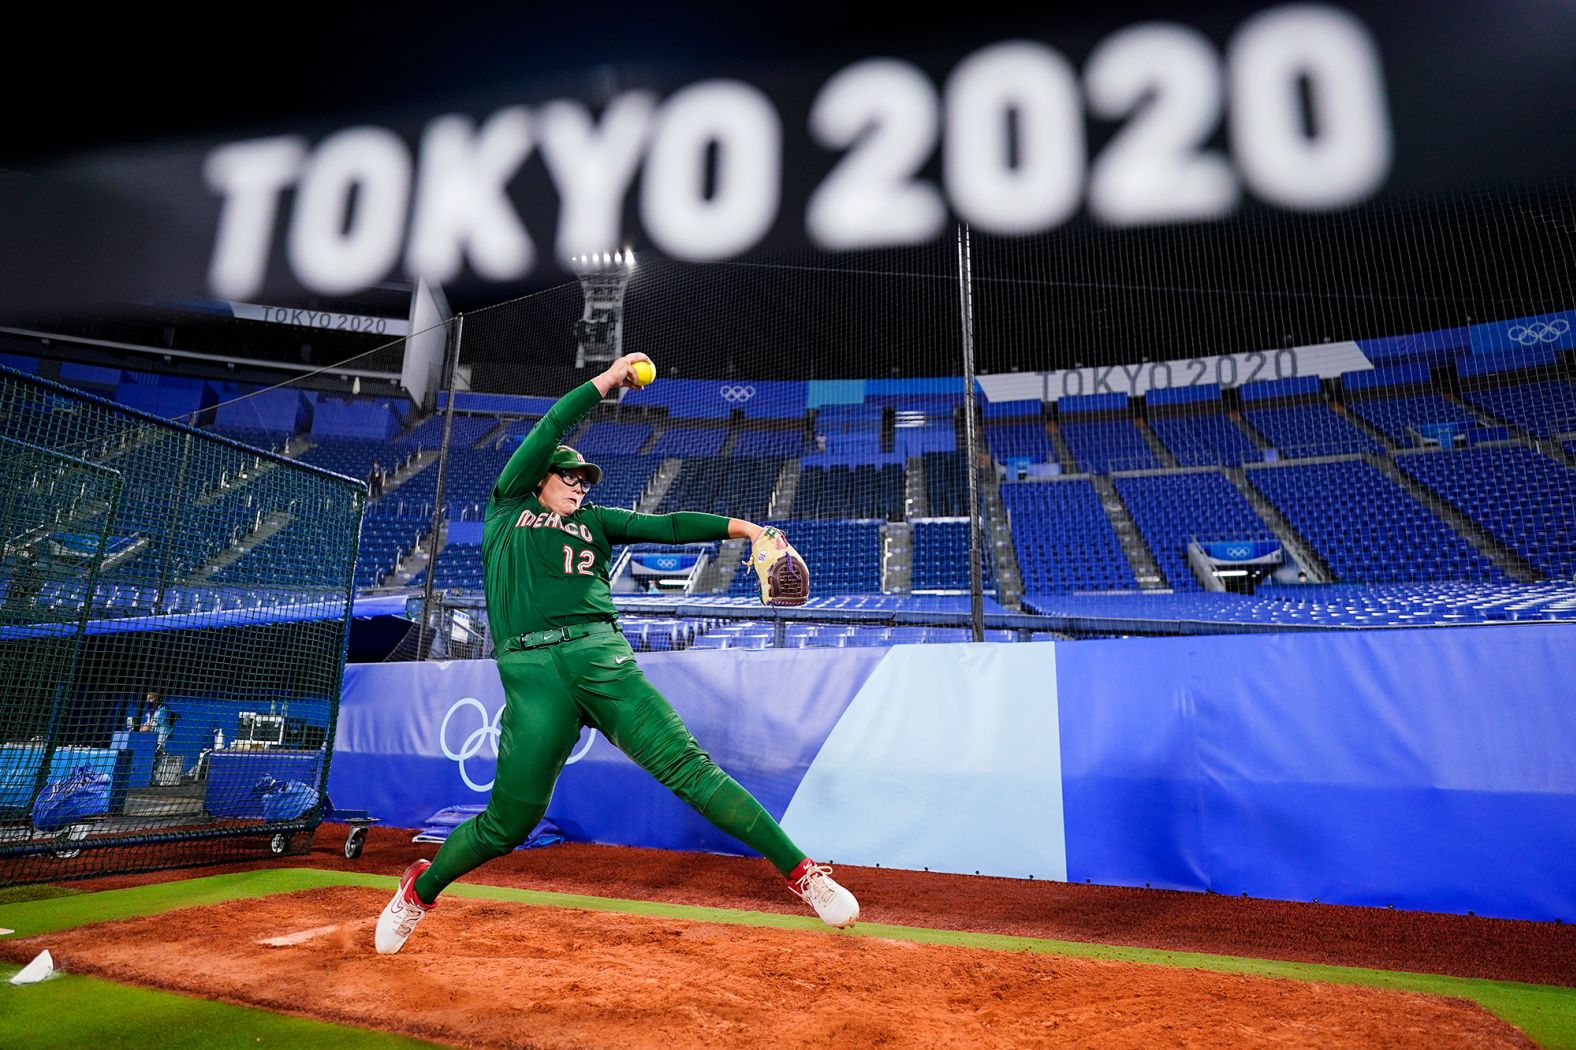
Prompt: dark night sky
<box><xmin>3</xmin><ymin>2</ymin><xmax>1573</xmax><ymax>382</ymax></box>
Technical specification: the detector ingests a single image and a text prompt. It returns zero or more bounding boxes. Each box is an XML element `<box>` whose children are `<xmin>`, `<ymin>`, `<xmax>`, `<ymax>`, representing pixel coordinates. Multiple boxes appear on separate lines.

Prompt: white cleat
<box><xmin>375</xmin><ymin>859</ymin><xmax>435</xmax><ymax>955</ymax></box>
<box><xmin>785</xmin><ymin>859</ymin><xmax>859</xmax><ymax>928</ymax></box>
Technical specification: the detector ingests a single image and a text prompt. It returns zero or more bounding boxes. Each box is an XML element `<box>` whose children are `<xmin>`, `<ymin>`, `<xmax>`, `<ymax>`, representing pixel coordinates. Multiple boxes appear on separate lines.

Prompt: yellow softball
<box><xmin>632</xmin><ymin>359</ymin><xmax>656</xmax><ymax>387</ymax></box>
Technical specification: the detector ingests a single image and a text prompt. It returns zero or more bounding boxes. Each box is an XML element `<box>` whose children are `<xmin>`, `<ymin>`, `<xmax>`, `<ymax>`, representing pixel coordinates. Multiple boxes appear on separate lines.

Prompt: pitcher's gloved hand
<box><xmin>750</xmin><ymin>527</ymin><xmax>810</xmax><ymax>606</ymax></box>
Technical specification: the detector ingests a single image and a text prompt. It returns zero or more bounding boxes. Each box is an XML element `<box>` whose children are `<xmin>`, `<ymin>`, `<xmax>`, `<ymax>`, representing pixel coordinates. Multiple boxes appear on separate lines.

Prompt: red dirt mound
<box><xmin>72</xmin><ymin>825</ymin><xmax>1576</xmax><ymax>988</ymax></box>
<box><xmin>10</xmin><ymin>886</ymin><xmax>1536</xmax><ymax>1050</ymax></box>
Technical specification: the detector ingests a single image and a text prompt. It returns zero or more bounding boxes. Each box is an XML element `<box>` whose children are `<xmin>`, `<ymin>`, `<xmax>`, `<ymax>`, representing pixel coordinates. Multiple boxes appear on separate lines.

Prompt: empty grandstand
<box><xmin>9</xmin><ymin>288</ymin><xmax>1573</xmax><ymax>648</ymax></box>
<box><xmin>659</xmin><ymin>456</ymin><xmax>783</xmax><ymax>521</ymax></box>
<box><xmin>1242</xmin><ymin>401</ymin><xmax>1385</xmax><ymax>459</ymax></box>
<box><xmin>728</xmin><ymin>519</ymin><xmax>884</xmax><ymax>595</ymax></box>
<box><xmin>1462</xmin><ymin>379</ymin><xmax>1576</xmax><ymax>438</ymax></box>
<box><xmin>1001</xmin><ymin>479</ymin><xmax>1135</xmax><ymax>593</ymax></box>
<box><xmin>1148</xmin><ymin>412</ymin><xmax>1261</xmax><ymax>467</ymax></box>
<box><xmin>1113</xmin><ymin>471</ymin><xmax>1276</xmax><ymax>591</ymax></box>
<box><xmin>1397</xmin><ymin>445</ymin><xmax>1576</xmax><ymax>579</ymax></box>
<box><xmin>1244</xmin><ymin>459</ymin><xmax>1505</xmax><ymax>585</ymax></box>
<box><xmin>794</xmin><ymin>464</ymin><xmax>904</xmax><ymax>520</ymax></box>
<box><xmin>1060</xmin><ymin>416</ymin><xmax>1160</xmax><ymax>473</ymax></box>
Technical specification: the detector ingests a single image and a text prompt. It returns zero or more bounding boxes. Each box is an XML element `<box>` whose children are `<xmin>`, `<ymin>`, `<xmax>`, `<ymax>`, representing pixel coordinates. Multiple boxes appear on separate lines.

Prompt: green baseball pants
<box><xmin>415</xmin><ymin>628</ymin><xmax>805</xmax><ymax>903</ymax></box>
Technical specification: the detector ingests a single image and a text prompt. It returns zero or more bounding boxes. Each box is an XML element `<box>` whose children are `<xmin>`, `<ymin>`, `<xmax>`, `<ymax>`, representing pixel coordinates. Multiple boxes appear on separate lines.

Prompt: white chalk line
<box><xmin>257</xmin><ymin>924</ymin><xmax>341</xmax><ymax>947</ymax></box>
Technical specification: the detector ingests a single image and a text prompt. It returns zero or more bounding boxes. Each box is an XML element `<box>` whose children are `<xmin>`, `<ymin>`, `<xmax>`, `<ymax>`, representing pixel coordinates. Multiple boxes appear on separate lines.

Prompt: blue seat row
<box><xmin>794</xmin><ymin>464</ymin><xmax>904</xmax><ymax>521</ymax></box>
<box><xmin>1244</xmin><ymin>401</ymin><xmax>1384</xmax><ymax>458</ymax></box>
<box><xmin>1001</xmin><ymin>479</ymin><xmax>1135</xmax><ymax>592</ymax></box>
<box><xmin>1113</xmin><ymin>471</ymin><xmax>1275</xmax><ymax>591</ymax></box>
<box><xmin>1244</xmin><ymin>459</ymin><xmax>1505</xmax><ymax>584</ymax></box>
<box><xmin>1397</xmin><ymin>445</ymin><xmax>1576</xmax><ymax>578</ymax></box>
<box><xmin>1059</xmin><ymin>418</ymin><xmax>1159</xmax><ymax>473</ymax></box>
<box><xmin>1148</xmin><ymin>412</ymin><xmax>1261</xmax><ymax>467</ymax></box>
<box><xmin>911</xmin><ymin>520</ymin><xmax>995</xmax><ymax>591</ymax></box>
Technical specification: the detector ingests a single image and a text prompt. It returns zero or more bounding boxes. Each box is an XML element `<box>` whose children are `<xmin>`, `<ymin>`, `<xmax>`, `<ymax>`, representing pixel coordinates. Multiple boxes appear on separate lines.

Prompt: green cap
<box><xmin>548</xmin><ymin>445</ymin><xmax>602</xmax><ymax>485</ymax></box>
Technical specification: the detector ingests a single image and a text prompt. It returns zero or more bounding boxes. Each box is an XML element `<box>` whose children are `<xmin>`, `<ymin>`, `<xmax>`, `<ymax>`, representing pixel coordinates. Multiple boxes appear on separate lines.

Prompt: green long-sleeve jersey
<box><xmin>482</xmin><ymin>381</ymin><xmax>732</xmax><ymax>645</ymax></box>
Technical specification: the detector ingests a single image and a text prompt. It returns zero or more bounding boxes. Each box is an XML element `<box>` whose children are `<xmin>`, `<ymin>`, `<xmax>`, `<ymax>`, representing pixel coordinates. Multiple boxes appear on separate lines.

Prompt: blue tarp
<box><xmin>330</xmin><ymin>625</ymin><xmax>1575</xmax><ymax>920</ymax></box>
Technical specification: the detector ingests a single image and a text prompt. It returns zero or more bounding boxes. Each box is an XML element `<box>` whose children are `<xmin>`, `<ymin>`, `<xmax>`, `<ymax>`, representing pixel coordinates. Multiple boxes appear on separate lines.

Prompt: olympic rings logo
<box><xmin>440</xmin><ymin>696</ymin><xmax>598</xmax><ymax>793</ymax></box>
<box><xmin>719</xmin><ymin>385</ymin><xmax>756</xmax><ymax>402</ymax></box>
<box><xmin>1506</xmin><ymin>319</ymin><xmax>1569</xmax><ymax>345</ymax></box>
<box><xmin>441</xmin><ymin>697</ymin><xmax>500</xmax><ymax>792</ymax></box>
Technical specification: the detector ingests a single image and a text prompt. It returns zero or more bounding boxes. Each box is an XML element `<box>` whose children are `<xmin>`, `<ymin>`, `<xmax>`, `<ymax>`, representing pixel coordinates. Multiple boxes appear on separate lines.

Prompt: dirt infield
<box><xmin>12</xmin><ymin>885</ymin><xmax>1537</xmax><ymax>1049</ymax></box>
<box><xmin>73</xmin><ymin>826</ymin><xmax>1576</xmax><ymax>988</ymax></box>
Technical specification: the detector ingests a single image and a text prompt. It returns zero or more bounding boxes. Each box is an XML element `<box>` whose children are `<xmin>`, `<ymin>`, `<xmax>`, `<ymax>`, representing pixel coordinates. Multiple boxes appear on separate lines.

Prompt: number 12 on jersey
<box><xmin>563</xmin><ymin>545</ymin><xmax>596</xmax><ymax>576</ymax></box>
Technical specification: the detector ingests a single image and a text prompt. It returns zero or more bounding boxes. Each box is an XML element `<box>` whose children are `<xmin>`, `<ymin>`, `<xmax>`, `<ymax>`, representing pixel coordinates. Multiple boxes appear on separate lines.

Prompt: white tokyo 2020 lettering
<box><xmin>205</xmin><ymin>4</ymin><xmax>1391</xmax><ymax>300</ymax></box>
<box><xmin>441</xmin><ymin>696</ymin><xmax>598</xmax><ymax>794</ymax></box>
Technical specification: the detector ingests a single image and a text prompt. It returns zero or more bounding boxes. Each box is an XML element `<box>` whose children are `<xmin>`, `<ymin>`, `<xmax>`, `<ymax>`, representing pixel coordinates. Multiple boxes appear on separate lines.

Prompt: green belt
<box><xmin>506</xmin><ymin>620</ymin><xmax>619</xmax><ymax>653</ymax></box>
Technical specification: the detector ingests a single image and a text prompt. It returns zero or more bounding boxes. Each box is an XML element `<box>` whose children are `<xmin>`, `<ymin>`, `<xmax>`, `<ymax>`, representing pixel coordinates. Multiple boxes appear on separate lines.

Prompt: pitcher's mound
<box><xmin>12</xmin><ymin>887</ymin><xmax>1533</xmax><ymax>1049</ymax></box>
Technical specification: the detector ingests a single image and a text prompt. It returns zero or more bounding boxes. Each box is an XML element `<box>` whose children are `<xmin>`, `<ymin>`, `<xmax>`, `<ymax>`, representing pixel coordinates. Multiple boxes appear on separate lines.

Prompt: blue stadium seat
<box><xmin>1022</xmin><ymin>581</ymin><xmax>1576</xmax><ymax>628</ymax></box>
<box><xmin>985</xmin><ymin>422</ymin><xmax>1054</xmax><ymax>463</ymax></box>
<box><xmin>1059</xmin><ymin>419</ymin><xmax>1158</xmax><ymax>473</ymax></box>
<box><xmin>393</xmin><ymin>414</ymin><xmax>503</xmax><ymax>450</ymax></box>
<box><xmin>660</xmin><ymin>456</ymin><xmax>783</xmax><ymax>521</ymax></box>
<box><xmin>1244</xmin><ymin>459</ymin><xmax>1504</xmax><ymax>584</ymax></box>
<box><xmin>1148</xmin><ymin>413</ymin><xmax>1260</xmax><ymax>467</ymax></box>
<box><xmin>733</xmin><ymin>428</ymin><xmax>810</xmax><ymax>457</ymax></box>
<box><xmin>813</xmin><ymin>404</ymin><xmax>887</xmax><ymax>464</ymax></box>
<box><xmin>1000</xmin><ymin>480</ymin><xmax>1136</xmax><ymax>591</ymax></box>
<box><xmin>297</xmin><ymin>437</ymin><xmax>420</xmax><ymax>491</ymax></box>
<box><xmin>1113</xmin><ymin>472</ymin><xmax>1274</xmax><ymax>591</ymax></box>
<box><xmin>1343</xmin><ymin>393</ymin><xmax>1483</xmax><ymax>446</ymax></box>
<box><xmin>911</xmin><ymin>520</ymin><xmax>994</xmax><ymax>591</ymax></box>
<box><xmin>726</xmin><ymin>520</ymin><xmax>884</xmax><ymax>594</ymax></box>
<box><xmin>648</xmin><ymin>424</ymin><xmax>729</xmax><ymax>457</ymax></box>
<box><xmin>922</xmin><ymin>452</ymin><xmax>972</xmax><ymax>517</ymax></box>
<box><xmin>1397</xmin><ymin>445</ymin><xmax>1576</xmax><ymax>579</ymax></box>
<box><xmin>793</xmin><ymin>464</ymin><xmax>904</xmax><ymax>520</ymax></box>
<box><xmin>1244</xmin><ymin>402</ymin><xmax>1384</xmax><ymax>458</ymax></box>
<box><xmin>1461</xmin><ymin>379</ymin><xmax>1576</xmax><ymax>438</ymax></box>
<box><xmin>573</xmin><ymin>421</ymin><xmax>655</xmax><ymax>457</ymax></box>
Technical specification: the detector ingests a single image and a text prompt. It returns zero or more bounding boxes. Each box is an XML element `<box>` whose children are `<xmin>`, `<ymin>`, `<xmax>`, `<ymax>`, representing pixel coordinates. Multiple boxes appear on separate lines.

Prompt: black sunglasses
<box><xmin>553</xmin><ymin>468</ymin><xmax>594</xmax><ymax>490</ymax></box>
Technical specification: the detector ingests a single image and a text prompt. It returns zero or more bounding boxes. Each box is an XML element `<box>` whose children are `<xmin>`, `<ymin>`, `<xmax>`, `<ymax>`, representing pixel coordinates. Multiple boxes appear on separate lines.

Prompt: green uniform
<box><xmin>480</xmin><ymin>382</ymin><xmax>734</xmax><ymax>641</ymax></box>
<box><xmin>415</xmin><ymin>382</ymin><xmax>806</xmax><ymax>903</ymax></box>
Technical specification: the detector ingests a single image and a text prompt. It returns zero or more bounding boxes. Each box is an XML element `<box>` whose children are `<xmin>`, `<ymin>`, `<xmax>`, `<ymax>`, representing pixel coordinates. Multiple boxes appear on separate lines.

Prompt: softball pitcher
<box><xmin>376</xmin><ymin>353</ymin><xmax>858</xmax><ymax>954</ymax></box>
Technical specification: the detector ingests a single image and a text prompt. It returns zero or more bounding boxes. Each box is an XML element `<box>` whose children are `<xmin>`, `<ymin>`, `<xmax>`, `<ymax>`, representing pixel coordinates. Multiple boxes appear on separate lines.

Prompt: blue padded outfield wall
<box><xmin>330</xmin><ymin>624</ymin><xmax>1575</xmax><ymax>921</ymax></box>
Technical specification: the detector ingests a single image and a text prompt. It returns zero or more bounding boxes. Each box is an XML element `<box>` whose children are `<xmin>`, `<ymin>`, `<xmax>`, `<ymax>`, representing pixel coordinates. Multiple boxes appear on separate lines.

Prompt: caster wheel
<box><xmin>345</xmin><ymin>826</ymin><xmax>367</xmax><ymax>860</ymax></box>
<box><xmin>54</xmin><ymin>824</ymin><xmax>89</xmax><ymax>860</ymax></box>
<box><xmin>269</xmin><ymin>832</ymin><xmax>290</xmax><ymax>856</ymax></box>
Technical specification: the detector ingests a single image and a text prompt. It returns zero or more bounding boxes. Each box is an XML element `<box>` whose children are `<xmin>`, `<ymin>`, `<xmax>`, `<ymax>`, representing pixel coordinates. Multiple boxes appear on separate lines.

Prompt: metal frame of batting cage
<box><xmin>416</xmin><ymin>314</ymin><xmax>465</xmax><ymax>660</ymax></box>
<box><xmin>0</xmin><ymin>365</ymin><xmax>365</xmax><ymax>886</ymax></box>
<box><xmin>0</xmin><ymin>437</ymin><xmax>121</xmax><ymax>822</ymax></box>
<box><xmin>413</xmin><ymin>225</ymin><xmax>999</xmax><ymax>649</ymax></box>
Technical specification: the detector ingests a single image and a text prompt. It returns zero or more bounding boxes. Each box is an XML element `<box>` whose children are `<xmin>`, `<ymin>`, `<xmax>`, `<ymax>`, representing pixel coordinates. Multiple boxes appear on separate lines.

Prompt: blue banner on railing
<box><xmin>1056</xmin><ymin>624</ymin><xmax>1575</xmax><ymax>921</ymax></box>
<box><xmin>331</xmin><ymin>648</ymin><xmax>888</xmax><ymax>856</ymax></box>
<box><xmin>1468</xmin><ymin>308</ymin><xmax>1576</xmax><ymax>356</ymax></box>
<box><xmin>332</xmin><ymin>625</ymin><xmax>1575</xmax><ymax>921</ymax></box>
<box><xmin>1358</xmin><ymin>326</ymin><xmax>1470</xmax><ymax>364</ymax></box>
<box><xmin>1414</xmin><ymin>422</ymin><xmax>1464</xmax><ymax>448</ymax></box>
<box><xmin>1202</xmin><ymin>540</ymin><xmax>1282</xmax><ymax>562</ymax></box>
<box><xmin>631</xmin><ymin>553</ymin><xmax>697</xmax><ymax>574</ymax></box>
<box><xmin>623</xmin><ymin>378</ymin><xmax>807</xmax><ymax>419</ymax></box>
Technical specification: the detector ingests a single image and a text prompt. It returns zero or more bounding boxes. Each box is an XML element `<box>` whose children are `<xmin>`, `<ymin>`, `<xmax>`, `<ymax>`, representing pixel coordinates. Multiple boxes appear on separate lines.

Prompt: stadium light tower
<box><xmin>570</xmin><ymin>249</ymin><xmax>637</xmax><ymax>373</ymax></box>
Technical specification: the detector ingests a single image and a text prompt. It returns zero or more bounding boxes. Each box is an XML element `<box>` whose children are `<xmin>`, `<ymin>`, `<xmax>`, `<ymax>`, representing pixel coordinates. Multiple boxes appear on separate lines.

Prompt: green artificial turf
<box><xmin>2</xmin><ymin>869</ymin><xmax>1571</xmax><ymax>1049</ymax></box>
<box><xmin>0</xmin><ymin>965</ymin><xmax>440</xmax><ymax>1048</ymax></box>
<box><xmin>0</xmin><ymin>883</ymin><xmax>85</xmax><ymax>906</ymax></box>
<box><xmin>0</xmin><ymin>868</ymin><xmax>380</xmax><ymax>938</ymax></box>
